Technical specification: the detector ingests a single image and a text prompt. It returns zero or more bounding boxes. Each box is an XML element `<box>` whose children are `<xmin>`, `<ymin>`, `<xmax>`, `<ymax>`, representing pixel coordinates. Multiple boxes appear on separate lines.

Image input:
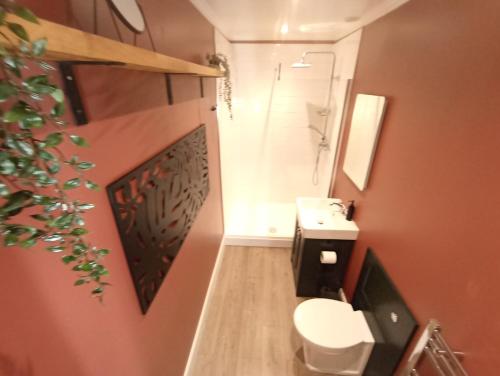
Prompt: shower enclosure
<box><xmin>215</xmin><ymin>31</ymin><xmax>362</xmax><ymax>245</ymax></box>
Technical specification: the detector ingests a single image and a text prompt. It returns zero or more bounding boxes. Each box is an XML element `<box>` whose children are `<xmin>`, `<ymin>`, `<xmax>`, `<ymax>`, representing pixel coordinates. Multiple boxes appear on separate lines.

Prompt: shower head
<box><xmin>291</xmin><ymin>61</ymin><xmax>312</xmax><ymax>68</ymax></box>
<box><xmin>291</xmin><ymin>55</ymin><xmax>311</xmax><ymax>68</ymax></box>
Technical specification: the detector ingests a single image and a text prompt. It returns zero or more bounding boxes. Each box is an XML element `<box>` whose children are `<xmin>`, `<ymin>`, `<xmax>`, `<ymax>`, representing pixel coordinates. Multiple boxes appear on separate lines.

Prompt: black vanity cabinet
<box><xmin>291</xmin><ymin>221</ymin><xmax>355</xmax><ymax>297</ymax></box>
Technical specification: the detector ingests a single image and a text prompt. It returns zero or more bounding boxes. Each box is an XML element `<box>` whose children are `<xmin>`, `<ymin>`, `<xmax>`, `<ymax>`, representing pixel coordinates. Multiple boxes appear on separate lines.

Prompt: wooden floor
<box><xmin>189</xmin><ymin>246</ymin><xmax>324</xmax><ymax>376</ymax></box>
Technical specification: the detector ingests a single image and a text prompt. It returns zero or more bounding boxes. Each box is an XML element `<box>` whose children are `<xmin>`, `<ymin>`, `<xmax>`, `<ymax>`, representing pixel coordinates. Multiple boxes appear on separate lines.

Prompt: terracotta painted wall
<box><xmin>0</xmin><ymin>1</ymin><xmax>223</xmax><ymax>375</ymax></box>
<box><xmin>333</xmin><ymin>1</ymin><xmax>500</xmax><ymax>374</ymax></box>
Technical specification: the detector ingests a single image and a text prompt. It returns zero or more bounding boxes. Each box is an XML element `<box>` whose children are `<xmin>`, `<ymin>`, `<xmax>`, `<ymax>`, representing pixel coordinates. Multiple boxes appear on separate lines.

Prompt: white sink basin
<box><xmin>296</xmin><ymin>197</ymin><xmax>359</xmax><ymax>240</ymax></box>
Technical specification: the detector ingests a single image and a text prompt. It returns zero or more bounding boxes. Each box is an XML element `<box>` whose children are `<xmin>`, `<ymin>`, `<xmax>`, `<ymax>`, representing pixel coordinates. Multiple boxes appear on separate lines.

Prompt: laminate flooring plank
<box><xmin>189</xmin><ymin>246</ymin><xmax>324</xmax><ymax>376</ymax></box>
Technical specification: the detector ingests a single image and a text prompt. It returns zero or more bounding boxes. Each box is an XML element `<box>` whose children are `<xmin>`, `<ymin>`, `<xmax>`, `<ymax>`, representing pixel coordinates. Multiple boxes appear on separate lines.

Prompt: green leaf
<box><xmin>7</xmin><ymin>225</ymin><xmax>36</xmax><ymax>236</ymax></box>
<box><xmin>3</xmin><ymin>101</ymin><xmax>44</xmax><ymax>127</ymax></box>
<box><xmin>46</xmin><ymin>245</ymin><xmax>65</xmax><ymax>252</ymax></box>
<box><xmin>80</xmin><ymin>262</ymin><xmax>95</xmax><ymax>272</ymax></box>
<box><xmin>77</xmin><ymin>161</ymin><xmax>95</xmax><ymax>171</ymax></box>
<box><xmin>52</xmin><ymin>213</ymin><xmax>74</xmax><ymax>229</ymax></box>
<box><xmin>3</xmin><ymin>56</ymin><xmax>23</xmax><ymax>77</ymax></box>
<box><xmin>32</xmin><ymin>194</ymin><xmax>56</xmax><ymax>206</ymax></box>
<box><xmin>19</xmin><ymin>40</ymin><xmax>30</xmax><ymax>54</ymax></box>
<box><xmin>70</xmin><ymin>228</ymin><xmax>88</xmax><ymax>236</ymax></box>
<box><xmin>0</xmin><ymin>80</ymin><xmax>18</xmax><ymax>102</ymax></box>
<box><xmin>23</xmin><ymin>75</ymin><xmax>55</xmax><ymax>95</ymax></box>
<box><xmin>74</xmin><ymin>279</ymin><xmax>86</xmax><ymax>286</ymax></box>
<box><xmin>32</xmin><ymin>38</ymin><xmax>47</xmax><ymax>56</ymax></box>
<box><xmin>63</xmin><ymin>178</ymin><xmax>81</xmax><ymax>190</ymax></box>
<box><xmin>50</xmin><ymin>88</ymin><xmax>64</xmax><ymax>103</ymax></box>
<box><xmin>92</xmin><ymin>287</ymin><xmax>104</xmax><ymax>295</ymax></box>
<box><xmin>21</xmin><ymin>237</ymin><xmax>37</xmax><ymax>248</ymax></box>
<box><xmin>44</xmin><ymin>234</ymin><xmax>63</xmax><ymax>242</ymax></box>
<box><xmin>0</xmin><ymin>190</ymin><xmax>32</xmax><ymax>214</ymax></box>
<box><xmin>45</xmin><ymin>202</ymin><xmax>61</xmax><ymax>212</ymax></box>
<box><xmin>3</xmin><ymin>102</ymin><xmax>31</xmax><ymax>122</ymax></box>
<box><xmin>15</xmin><ymin>140</ymin><xmax>34</xmax><ymax>156</ymax></box>
<box><xmin>47</xmin><ymin>160</ymin><xmax>60</xmax><ymax>174</ymax></box>
<box><xmin>74</xmin><ymin>216</ymin><xmax>85</xmax><ymax>226</ymax></box>
<box><xmin>7</xmin><ymin>22</ymin><xmax>29</xmax><ymax>42</ymax></box>
<box><xmin>36</xmin><ymin>175</ymin><xmax>57</xmax><ymax>187</ymax></box>
<box><xmin>51</xmin><ymin>102</ymin><xmax>65</xmax><ymax>117</ymax></box>
<box><xmin>69</xmin><ymin>135</ymin><xmax>89</xmax><ymax>147</ymax></box>
<box><xmin>0</xmin><ymin>158</ymin><xmax>16</xmax><ymax>174</ymax></box>
<box><xmin>15</xmin><ymin>156</ymin><xmax>30</xmax><ymax>170</ymax></box>
<box><xmin>73</xmin><ymin>242</ymin><xmax>88</xmax><ymax>255</ymax></box>
<box><xmin>38</xmin><ymin>149</ymin><xmax>55</xmax><ymax>161</ymax></box>
<box><xmin>95</xmin><ymin>248</ymin><xmax>110</xmax><ymax>256</ymax></box>
<box><xmin>4</xmin><ymin>233</ymin><xmax>18</xmax><ymax>246</ymax></box>
<box><xmin>54</xmin><ymin>120</ymin><xmax>67</xmax><ymax>127</ymax></box>
<box><xmin>95</xmin><ymin>265</ymin><xmax>109</xmax><ymax>276</ymax></box>
<box><xmin>0</xmin><ymin>182</ymin><xmax>10</xmax><ymax>197</ymax></box>
<box><xmin>76</xmin><ymin>203</ymin><xmax>95</xmax><ymax>210</ymax></box>
<box><xmin>62</xmin><ymin>255</ymin><xmax>77</xmax><ymax>264</ymax></box>
<box><xmin>38</xmin><ymin>61</ymin><xmax>55</xmax><ymax>71</ymax></box>
<box><xmin>43</xmin><ymin>132</ymin><xmax>63</xmax><ymax>147</ymax></box>
<box><xmin>39</xmin><ymin>178</ymin><xmax>58</xmax><ymax>188</ymax></box>
<box><xmin>31</xmin><ymin>213</ymin><xmax>51</xmax><ymax>222</ymax></box>
<box><xmin>13</xmin><ymin>6</ymin><xmax>38</xmax><ymax>24</ymax></box>
<box><xmin>84</xmin><ymin>180</ymin><xmax>99</xmax><ymax>191</ymax></box>
<box><xmin>20</xmin><ymin>116</ymin><xmax>44</xmax><ymax>129</ymax></box>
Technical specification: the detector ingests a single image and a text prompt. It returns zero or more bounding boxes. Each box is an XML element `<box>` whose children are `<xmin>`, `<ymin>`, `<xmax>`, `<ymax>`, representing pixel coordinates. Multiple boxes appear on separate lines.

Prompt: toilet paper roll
<box><xmin>320</xmin><ymin>251</ymin><xmax>337</xmax><ymax>264</ymax></box>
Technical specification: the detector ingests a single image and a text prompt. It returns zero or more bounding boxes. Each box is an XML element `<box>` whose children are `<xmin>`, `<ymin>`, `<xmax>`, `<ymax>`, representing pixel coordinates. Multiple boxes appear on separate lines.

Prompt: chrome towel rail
<box><xmin>404</xmin><ymin>319</ymin><xmax>468</xmax><ymax>376</ymax></box>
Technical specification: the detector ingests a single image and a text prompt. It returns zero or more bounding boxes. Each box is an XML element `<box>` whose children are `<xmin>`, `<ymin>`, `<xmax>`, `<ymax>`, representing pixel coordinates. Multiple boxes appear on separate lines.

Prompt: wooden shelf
<box><xmin>2</xmin><ymin>14</ymin><xmax>223</xmax><ymax>77</ymax></box>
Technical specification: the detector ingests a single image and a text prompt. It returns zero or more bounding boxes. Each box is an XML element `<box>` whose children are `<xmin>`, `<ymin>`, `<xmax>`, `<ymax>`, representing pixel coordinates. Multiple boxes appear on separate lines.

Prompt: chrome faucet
<box><xmin>329</xmin><ymin>201</ymin><xmax>347</xmax><ymax>215</ymax></box>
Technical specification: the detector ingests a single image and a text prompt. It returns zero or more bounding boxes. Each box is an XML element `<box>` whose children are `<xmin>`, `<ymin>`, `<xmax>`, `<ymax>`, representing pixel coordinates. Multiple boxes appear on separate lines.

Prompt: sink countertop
<box><xmin>296</xmin><ymin>197</ymin><xmax>359</xmax><ymax>240</ymax></box>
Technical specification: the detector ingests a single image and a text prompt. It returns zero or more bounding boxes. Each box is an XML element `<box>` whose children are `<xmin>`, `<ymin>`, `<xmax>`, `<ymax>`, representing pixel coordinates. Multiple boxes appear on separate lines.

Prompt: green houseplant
<box><xmin>0</xmin><ymin>2</ymin><xmax>109</xmax><ymax>298</ymax></box>
<box><xmin>207</xmin><ymin>53</ymin><xmax>233</xmax><ymax>120</ymax></box>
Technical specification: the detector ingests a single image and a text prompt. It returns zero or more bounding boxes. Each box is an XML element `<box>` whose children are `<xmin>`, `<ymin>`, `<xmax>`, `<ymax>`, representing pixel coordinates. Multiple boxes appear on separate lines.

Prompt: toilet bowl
<box><xmin>294</xmin><ymin>298</ymin><xmax>374</xmax><ymax>375</ymax></box>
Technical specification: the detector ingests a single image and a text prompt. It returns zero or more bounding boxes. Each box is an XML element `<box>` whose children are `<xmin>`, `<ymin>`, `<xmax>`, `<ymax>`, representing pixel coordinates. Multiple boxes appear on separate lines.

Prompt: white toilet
<box><xmin>293</xmin><ymin>298</ymin><xmax>375</xmax><ymax>375</ymax></box>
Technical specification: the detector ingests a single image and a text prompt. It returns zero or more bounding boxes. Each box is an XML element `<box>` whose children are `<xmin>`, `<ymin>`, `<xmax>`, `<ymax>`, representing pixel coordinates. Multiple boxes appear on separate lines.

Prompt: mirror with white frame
<box><xmin>108</xmin><ymin>0</ymin><xmax>145</xmax><ymax>33</ymax></box>
<box><xmin>343</xmin><ymin>93</ymin><xmax>387</xmax><ymax>191</ymax></box>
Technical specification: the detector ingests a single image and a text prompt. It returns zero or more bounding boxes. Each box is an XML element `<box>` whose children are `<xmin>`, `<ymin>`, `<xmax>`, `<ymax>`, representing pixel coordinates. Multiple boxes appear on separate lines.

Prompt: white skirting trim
<box><xmin>223</xmin><ymin>234</ymin><xmax>293</xmax><ymax>248</ymax></box>
<box><xmin>183</xmin><ymin>238</ymin><xmax>226</xmax><ymax>376</ymax></box>
<box><xmin>339</xmin><ymin>288</ymin><xmax>348</xmax><ymax>303</ymax></box>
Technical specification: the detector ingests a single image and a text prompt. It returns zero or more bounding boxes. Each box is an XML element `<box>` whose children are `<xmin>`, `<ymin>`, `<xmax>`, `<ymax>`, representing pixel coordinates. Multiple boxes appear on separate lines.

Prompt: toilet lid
<box><xmin>294</xmin><ymin>299</ymin><xmax>372</xmax><ymax>349</ymax></box>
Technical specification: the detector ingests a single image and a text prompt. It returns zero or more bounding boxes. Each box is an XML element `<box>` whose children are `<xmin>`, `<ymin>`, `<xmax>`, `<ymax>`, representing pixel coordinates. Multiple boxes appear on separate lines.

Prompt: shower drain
<box><xmin>268</xmin><ymin>226</ymin><xmax>277</xmax><ymax>234</ymax></box>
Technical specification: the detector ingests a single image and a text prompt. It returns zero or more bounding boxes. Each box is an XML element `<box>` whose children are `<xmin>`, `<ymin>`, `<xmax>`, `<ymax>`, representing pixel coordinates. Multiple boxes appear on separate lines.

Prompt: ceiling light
<box><xmin>280</xmin><ymin>23</ymin><xmax>289</xmax><ymax>34</ymax></box>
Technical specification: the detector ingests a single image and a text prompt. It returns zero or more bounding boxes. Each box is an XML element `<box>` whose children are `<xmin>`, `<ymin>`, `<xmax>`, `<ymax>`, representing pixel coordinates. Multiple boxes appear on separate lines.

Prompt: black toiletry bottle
<box><xmin>346</xmin><ymin>200</ymin><xmax>355</xmax><ymax>221</ymax></box>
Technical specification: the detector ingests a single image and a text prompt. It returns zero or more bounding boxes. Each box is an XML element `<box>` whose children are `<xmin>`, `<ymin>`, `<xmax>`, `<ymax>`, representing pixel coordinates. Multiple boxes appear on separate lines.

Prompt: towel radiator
<box><xmin>404</xmin><ymin>319</ymin><xmax>468</xmax><ymax>376</ymax></box>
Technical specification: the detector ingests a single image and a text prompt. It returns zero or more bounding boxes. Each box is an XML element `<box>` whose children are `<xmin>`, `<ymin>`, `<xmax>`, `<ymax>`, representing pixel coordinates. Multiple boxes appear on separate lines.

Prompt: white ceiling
<box><xmin>190</xmin><ymin>0</ymin><xmax>410</xmax><ymax>41</ymax></box>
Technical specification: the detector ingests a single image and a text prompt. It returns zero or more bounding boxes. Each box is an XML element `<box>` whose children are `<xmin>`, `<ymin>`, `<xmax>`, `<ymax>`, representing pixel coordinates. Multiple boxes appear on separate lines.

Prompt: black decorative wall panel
<box><xmin>352</xmin><ymin>249</ymin><xmax>418</xmax><ymax>376</ymax></box>
<box><xmin>107</xmin><ymin>126</ymin><xmax>209</xmax><ymax>313</ymax></box>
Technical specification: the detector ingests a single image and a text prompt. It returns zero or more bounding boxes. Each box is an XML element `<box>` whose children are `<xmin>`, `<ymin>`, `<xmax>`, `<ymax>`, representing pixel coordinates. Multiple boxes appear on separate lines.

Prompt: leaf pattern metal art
<box><xmin>107</xmin><ymin>126</ymin><xmax>209</xmax><ymax>313</ymax></box>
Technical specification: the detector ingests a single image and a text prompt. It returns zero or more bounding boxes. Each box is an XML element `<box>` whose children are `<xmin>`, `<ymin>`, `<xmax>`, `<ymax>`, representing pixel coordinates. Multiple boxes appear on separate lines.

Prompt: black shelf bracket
<box><xmin>58</xmin><ymin>61</ymin><xmax>125</xmax><ymax>126</ymax></box>
<box><xmin>164</xmin><ymin>74</ymin><xmax>206</xmax><ymax>106</ymax></box>
<box><xmin>60</xmin><ymin>62</ymin><xmax>211</xmax><ymax>124</ymax></box>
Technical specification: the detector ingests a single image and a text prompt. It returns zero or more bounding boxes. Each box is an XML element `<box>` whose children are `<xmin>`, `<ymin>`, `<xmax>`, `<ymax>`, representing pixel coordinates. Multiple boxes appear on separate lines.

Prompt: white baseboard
<box><xmin>339</xmin><ymin>288</ymin><xmax>348</xmax><ymax>303</ymax></box>
<box><xmin>183</xmin><ymin>238</ymin><xmax>226</xmax><ymax>376</ymax></box>
<box><xmin>224</xmin><ymin>234</ymin><xmax>293</xmax><ymax>248</ymax></box>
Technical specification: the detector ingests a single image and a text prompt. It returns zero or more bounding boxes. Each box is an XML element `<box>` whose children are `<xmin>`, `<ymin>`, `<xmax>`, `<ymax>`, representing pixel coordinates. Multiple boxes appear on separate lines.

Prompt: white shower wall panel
<box><xmin>216</xmin><ymin>32</ymin><xmax>362</xmax><ymax>239</ymax></box>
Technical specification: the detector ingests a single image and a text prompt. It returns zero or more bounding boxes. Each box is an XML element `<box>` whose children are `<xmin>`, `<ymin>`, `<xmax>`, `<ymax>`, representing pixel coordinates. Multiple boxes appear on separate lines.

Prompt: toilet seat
<box><xmin>294</xmin><ymin>298</ymin><xmax>373</xmax><ymax>350</ymax></box>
